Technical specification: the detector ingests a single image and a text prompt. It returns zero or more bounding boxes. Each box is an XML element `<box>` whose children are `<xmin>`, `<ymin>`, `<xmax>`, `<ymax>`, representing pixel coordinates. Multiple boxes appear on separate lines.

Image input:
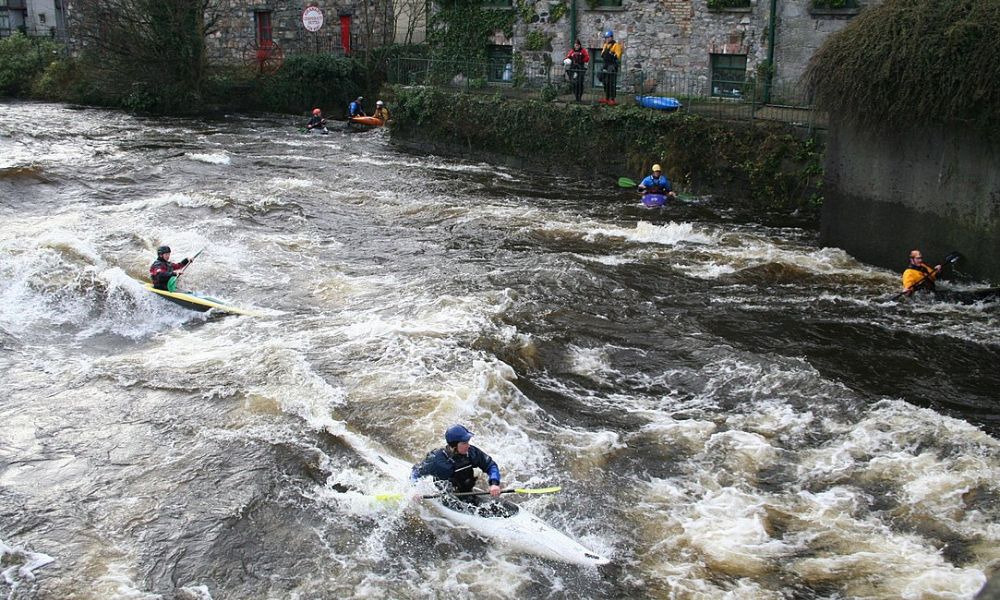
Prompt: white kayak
<box><xmin>343</xmin><ymin>431</ymin><xmax>610</xmax><ymax>566</ymax></box>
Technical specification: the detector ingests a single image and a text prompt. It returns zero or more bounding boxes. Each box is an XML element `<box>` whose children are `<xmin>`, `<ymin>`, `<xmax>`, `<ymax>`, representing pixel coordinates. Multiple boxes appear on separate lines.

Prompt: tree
<box><xmin>69</xmin><ymin>0</ymin><xmax>218</xmax><ymax>112</ymax></box>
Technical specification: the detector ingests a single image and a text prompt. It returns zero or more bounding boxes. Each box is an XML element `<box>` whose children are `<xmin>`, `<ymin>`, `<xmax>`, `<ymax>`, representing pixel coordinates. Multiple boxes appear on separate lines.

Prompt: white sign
<box><xmin>302</xmin><ymin>6</ymin><xmax>324</xmax><ymax>32</ymax></box>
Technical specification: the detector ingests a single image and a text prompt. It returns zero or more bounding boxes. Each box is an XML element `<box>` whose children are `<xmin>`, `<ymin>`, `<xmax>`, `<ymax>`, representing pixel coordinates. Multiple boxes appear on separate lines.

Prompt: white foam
<box><xmin>185</xmin><ymin>152</ymin><xmax>231</xmax><ymax>165</ymax></box>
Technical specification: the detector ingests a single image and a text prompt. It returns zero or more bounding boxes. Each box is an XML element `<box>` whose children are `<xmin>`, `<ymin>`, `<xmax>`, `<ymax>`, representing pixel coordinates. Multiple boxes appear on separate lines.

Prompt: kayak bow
<box><xmin>142</xmin><ymin>283</ymin><xmax>261</xmax><ymax>317</ymax></box>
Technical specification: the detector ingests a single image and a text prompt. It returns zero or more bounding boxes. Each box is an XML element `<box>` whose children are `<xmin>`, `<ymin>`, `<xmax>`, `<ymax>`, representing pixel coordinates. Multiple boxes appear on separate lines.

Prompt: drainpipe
<box><xmin>765</xmin><ymin>0</ymin><xmax>777</xmax><ymax>103</ymax></box>
<box><xmin>570</xmin><ymin>0</ymin><xmax>577</xmax><ymax>44</ymax></box>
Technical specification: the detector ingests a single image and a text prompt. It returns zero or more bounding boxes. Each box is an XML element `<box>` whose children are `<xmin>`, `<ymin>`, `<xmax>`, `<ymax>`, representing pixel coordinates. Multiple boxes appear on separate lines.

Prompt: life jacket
<box><xmin>449</xmin><ymin>451</ymin><xmax>477</xmax><ymax>493</ymax></box>
<box><xmin>150</xmin><ymin>258</ymin><xmax>177</xmax><ymax>290</ymax></box>
<box><xmin>904</xmin><ymin>263</ymin><xmax>936</xmax><ymax>291</ymax></box>
<box><xmin>567</xmin><ymin>49</ymin><xmax>587</xmax><ymax>68</ymax></box>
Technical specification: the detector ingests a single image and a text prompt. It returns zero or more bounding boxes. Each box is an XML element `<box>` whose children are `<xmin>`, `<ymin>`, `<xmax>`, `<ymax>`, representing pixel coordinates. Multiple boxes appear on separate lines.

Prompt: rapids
<box><xmin>1</xmin><ymin>101</ymin><xmax>998</xmax><ymax>599</ymax></box>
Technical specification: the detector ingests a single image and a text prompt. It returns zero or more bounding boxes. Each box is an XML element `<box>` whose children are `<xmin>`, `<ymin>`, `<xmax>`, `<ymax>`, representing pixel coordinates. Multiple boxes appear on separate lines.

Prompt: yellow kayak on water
<box><xmin>142</xmin><ymin>282</ymin><xmax>262</xmax><ymax>317</ymax></box>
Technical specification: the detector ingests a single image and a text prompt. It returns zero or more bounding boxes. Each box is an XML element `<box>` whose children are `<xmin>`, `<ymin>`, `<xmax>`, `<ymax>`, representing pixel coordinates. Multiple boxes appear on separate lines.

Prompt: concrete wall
<box><xmin>821</xmin><ymin>121</ymin><xmax>1000</xmax><ymax>284</ymax></box>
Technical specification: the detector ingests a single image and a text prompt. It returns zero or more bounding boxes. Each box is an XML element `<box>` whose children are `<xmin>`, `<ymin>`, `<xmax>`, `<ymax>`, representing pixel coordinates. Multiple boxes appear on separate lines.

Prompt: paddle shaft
<box><xmin>174</xmin><ymin>248</ymin><xmax>205</xmax><ymax>280</ymax></box>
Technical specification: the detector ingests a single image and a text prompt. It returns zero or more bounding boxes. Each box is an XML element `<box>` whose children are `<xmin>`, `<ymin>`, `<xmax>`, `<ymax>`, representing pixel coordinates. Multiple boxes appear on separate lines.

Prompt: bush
<box><xmin>807</xmin><ymin>0</ymin><xmax>1000</xmax><ymax>134</ymax></box>
<box><xmin>0</xmin><ymin>33</ymin><xmax>63</xmax><ymax>97</ymax></box>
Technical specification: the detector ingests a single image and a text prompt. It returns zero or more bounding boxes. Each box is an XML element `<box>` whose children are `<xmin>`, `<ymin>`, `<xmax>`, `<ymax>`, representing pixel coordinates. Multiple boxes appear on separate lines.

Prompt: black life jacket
<box><xmin>449</xmin><ymin>452</ymin><xmax>477</xmax><ymax>493</ymax></box>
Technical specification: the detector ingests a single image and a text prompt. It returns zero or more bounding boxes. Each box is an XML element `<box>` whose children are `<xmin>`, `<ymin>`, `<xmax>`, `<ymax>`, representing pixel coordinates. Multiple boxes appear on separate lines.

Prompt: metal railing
<box><xmin>387</xmin><ymin>56</ymin><xmax>825</xmax><ymax>130</ymax></box>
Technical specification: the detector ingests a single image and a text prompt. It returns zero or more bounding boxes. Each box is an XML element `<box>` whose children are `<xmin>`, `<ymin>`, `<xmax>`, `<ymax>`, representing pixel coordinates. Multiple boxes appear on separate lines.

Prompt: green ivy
<box><xmin>812</xmin><ymin>0</ymin><xmax>856</xmax><ymax>8</ymax></box>
<box><xmin>389</xmin><ymin>85</ymin><xmax>824</xmax><ymax>214</ymax></box>
<box><xmin>549</xmin><ymin>2</ymin><xmax>568</xmax><ymax>23</ymax></box>
<box><xmin>524</xmin><ymin>30</ymin><xmax>548</xmax><ymax>51</ymax></box>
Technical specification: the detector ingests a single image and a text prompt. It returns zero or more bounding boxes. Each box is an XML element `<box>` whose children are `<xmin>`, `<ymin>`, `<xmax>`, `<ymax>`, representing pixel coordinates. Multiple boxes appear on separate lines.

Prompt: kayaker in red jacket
<box><xmin>149</xmin><ymin>245</ymin><xmax>190</xmax><ymax>291</ymax></box>
<box><xmin>565</xmin><ymin>39</ymin><xmax>590</xmax><ymax>102</ymax></box>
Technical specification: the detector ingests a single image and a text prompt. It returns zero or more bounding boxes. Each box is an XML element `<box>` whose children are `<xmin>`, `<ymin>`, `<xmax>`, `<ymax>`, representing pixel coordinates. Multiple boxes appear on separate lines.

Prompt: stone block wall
<box><xmin>508</xmin><ymin>0</ymin><xmax>879</xmax><ymax>91</ymax></box>
<box><xmin>206</xmin><ymin>0</ymin><xmax>354</xmax><ymax>65</ymax></box>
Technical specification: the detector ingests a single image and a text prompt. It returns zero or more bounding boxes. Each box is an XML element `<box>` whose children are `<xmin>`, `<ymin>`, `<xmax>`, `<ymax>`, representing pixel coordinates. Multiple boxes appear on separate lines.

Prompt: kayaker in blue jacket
<box><xmin>637</xmin><ymin>164</ymin><xmax>677</xmax><ymax>201</ymax></box>
<box><xmin>411</xmin><ymin>424</ymin><xmax>502</xmax><ymax>498</ymax></box>
<box><xmin>347</xmin><ymin>96</ymin><xmax>366</xmax><ymax>118</ymax></box>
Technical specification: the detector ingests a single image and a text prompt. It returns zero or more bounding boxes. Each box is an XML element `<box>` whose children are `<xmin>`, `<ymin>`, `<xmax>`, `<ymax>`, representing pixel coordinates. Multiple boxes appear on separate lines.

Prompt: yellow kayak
<box><xmin>142</xmin><ymin>283</ymin><xmax>261</xmax><ymax>317</ymax></box>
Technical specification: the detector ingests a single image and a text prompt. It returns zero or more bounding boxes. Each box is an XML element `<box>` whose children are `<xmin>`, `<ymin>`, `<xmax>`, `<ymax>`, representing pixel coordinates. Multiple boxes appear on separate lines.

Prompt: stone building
<box><xmin>0</xmin><ymin>0</ymin><xmax>68</xmax><ymax>39</ymax></box>
<box><xmin>490</xmin><ymin>0</ymin><xmax>878</xmax><ymax>99</ymax></box>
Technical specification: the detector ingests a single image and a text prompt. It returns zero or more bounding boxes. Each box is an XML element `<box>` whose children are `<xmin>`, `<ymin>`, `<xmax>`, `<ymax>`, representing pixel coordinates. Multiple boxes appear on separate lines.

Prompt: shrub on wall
<box><xmin>807</xmin><ymin>0</ymin><xmax>1000</xmax><ymax>135</ymax></box>
<box><xmin>390</xmin><ymin>86</ymin><xmax>823</xmax><ymax>212</ymax></box>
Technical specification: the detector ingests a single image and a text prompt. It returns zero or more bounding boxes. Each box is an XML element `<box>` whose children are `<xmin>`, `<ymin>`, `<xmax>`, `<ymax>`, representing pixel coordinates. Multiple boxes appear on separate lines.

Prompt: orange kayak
<box><xmin>350</xmin><ymin>116</ymin><xmax>384</xmax><ymax>127</ymax></box>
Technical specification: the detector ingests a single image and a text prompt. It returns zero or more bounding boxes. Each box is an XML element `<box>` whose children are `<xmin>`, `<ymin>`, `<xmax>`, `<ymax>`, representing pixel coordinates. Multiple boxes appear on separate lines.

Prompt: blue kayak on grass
<box><xmin>636</xmin><ymin>96</ymin><xmax>682</xmax><ymax>112</ymax></box>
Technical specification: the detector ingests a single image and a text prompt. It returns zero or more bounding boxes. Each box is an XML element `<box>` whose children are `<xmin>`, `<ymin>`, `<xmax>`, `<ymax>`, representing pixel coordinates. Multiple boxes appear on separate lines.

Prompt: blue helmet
<box><xmin>604</xmin><ymin>30</ymin><xmax>614</xmax><ymax>38</ymax></box>
<box><xmin>445</xmin><ymin>424</ymin><xmax>474</xmax><ymax>445</ymax></box>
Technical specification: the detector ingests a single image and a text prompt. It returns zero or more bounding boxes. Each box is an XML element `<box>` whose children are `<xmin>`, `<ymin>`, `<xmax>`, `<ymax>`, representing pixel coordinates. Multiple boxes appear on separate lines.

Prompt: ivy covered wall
<box><xmin>388</xmin><ymin>85</ymin><xmax>823</xmax><ymax>214</ymax></box>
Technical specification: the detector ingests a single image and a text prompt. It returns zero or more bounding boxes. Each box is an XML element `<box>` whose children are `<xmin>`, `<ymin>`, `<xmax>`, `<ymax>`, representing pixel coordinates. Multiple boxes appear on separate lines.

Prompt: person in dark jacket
<box><xmin>306</xmin><ymin>108</ymin><xmax>327</xmax><ymax>133</ymax></box>
<box><xmin>411</xmin><ymin>424</ymin><xmax>502</xmax><ymax>498</ymax></box>
<box><xmin>149</xmin><ymin>246</ymin><xmax>190</xmax><ymax>291</ymax></box>
<box><xmin>565</xmin><ymin>39</ymin><xmax>590</xmax><ymax>102</ymax></box>
<box><xmin>638</xmin><ymin>164</ymin><xmax>677</xmax><ymax>200</ymax></box>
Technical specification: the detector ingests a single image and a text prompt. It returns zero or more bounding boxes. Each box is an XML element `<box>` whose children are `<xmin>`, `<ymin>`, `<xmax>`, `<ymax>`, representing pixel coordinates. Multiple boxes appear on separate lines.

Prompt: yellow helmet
<box><xmin>652</xmin><ymin>164</ymin><xmax>662</xmax><ymax>172</ymax></box>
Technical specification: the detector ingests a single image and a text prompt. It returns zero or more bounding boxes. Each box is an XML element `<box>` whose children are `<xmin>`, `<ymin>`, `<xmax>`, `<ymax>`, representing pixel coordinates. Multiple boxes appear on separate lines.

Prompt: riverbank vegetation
<box><xmin>389</xmin><ymin>86</ymin><xmax>824</xmax><ymax>214</ymax></box>
<box><xmin>807</xmin><ymin>0</ymin><xmax>1000</xmax><ymax>135</ymax></box>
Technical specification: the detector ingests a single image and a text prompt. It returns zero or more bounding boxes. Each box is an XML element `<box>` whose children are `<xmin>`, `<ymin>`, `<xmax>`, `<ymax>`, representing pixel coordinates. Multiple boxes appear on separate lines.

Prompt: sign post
<box><xmin>302</xmin><ymin>5</ymin><xmax>324</xmax><ymax>53</ymax></box>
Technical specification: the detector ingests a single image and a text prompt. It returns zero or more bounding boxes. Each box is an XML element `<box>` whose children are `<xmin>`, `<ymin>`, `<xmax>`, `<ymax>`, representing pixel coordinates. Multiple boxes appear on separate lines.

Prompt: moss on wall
<box><xmin>389</xmin><ymin>85</ymin><xmax>823</xmax><ymax>213</ymax></box>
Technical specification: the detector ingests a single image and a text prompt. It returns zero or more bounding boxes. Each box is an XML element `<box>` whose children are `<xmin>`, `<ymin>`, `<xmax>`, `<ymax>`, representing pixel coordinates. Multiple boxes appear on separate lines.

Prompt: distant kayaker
<box><xmin>637</xmin><ymin>164</ymin><xmax>677</xmax><ymax>200</ymax></box>
<box><xmin>373</xmin><ymin>100</ymin><xmax>390</xmax><ymax>123</ymax></box>
<box><xmin>347</xmin><ymin>96</ymin><xmax>366</xmax><ymax>118</ymax></box>
<box><xmin>565</xmin><ymin>39</ymin><xmax>590</xmax><ymax>103</ymax></box>
<box><xmin>149</xmin><ymin>246</ymin><xmax>191</xmax><ymax>292</ymax></box>
<box><xmin>901</xmin><ymin>249</ymin><xmax>941</xmax><ymax>295</ymax></box>
<box><xmin>411</xmin><ymin>424</ymin><xmax>502</xmax><ymax>499</ymax></box>
<box><xmin>306</xmin><ymin>108</ymin><xmax>327</xmax><ymax>132</ymax></box>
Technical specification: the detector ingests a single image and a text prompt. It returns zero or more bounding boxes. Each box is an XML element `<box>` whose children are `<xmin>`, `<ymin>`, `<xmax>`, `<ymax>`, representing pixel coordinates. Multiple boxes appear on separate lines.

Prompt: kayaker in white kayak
<box><xmin>637</xmin><ymin>164</ymin><xmax>677</xmax><ymax>201</ymax></box>
<box><xmin>410</xmin><ymin>424</ymin><xmax>502</xmax><ymax>499</ymax></box>
<box><xmin>149</xmin><ymin>245</ymin><xmax>191</xmax><ymax>292</ymax></box>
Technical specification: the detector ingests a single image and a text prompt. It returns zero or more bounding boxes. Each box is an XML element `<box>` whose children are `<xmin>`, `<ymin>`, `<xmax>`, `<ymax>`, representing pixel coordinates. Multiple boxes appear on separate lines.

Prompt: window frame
<box><xmin>710</xmin><ymin>53</ymin><xmax>747</xmax><ymax>99</ymax></box>
<box><xmin>254</xmin><ymin>10</ymin><xmax>273</xmax><ymax>45</ymax></box>
<box><xmin>486</xmin><ymin>44</ymin><xmax>513</xmax><ymax>83</ymax></box>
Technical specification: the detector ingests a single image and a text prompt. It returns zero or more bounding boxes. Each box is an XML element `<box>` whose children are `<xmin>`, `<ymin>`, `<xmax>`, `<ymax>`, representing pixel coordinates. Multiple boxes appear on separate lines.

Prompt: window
<box><xmin>710</xmin><ymin>53</ymin><xmax>746</xmax><ymax>98</ymax></box>
<box><xmin>486</xmin><ymin>44</ymin><xmax>512</xmax><ymax>83</ymax></box>
<box><xmin>38</xmin><ymin>12</ymin><xmax>45</xmax><ymax>23</ymax></box>
<box><xmin>254</xmin><ymin>10</ymin><xmax>273</xmax><ymax>45</ymax></box>
<box><xmin>591</xmin><ymin>0</ymin><xmax>623</xmax><ymax>6</ymax></box>
<box><xmin>482</xmin><ymin>0</ymin><xmax>513</xmax><ymax>7</ymax></box>
<box><xmin>0</xmin><ymin>11</ymin><xmax>9</xmax><ymax>34</ymax></box>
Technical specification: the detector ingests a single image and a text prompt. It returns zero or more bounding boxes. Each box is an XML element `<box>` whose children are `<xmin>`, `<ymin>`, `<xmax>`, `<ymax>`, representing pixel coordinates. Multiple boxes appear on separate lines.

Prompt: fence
<box><xmin>387</xmin><ymin>56</ymin><xmax>825</xmax><ymax>131</ymax></box>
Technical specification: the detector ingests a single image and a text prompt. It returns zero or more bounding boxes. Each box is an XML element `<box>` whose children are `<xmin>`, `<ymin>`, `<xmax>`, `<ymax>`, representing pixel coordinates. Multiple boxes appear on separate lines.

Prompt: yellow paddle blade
<box><xmin>374</xmin><ymin>493</ymin><xmax>404</xmax><ymax>501</ymax></box>
<box><xmin>513</xmin><ymin>486</ymin><xmax>561</xmax><ymax>494</ymax></box>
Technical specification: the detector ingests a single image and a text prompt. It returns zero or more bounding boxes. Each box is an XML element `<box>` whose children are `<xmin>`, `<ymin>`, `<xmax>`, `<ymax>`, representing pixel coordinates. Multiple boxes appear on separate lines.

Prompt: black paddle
<box><xmin>887</xmin><ymin>251</ymin><xmax>963</xmax><ymax>301</ymax></box>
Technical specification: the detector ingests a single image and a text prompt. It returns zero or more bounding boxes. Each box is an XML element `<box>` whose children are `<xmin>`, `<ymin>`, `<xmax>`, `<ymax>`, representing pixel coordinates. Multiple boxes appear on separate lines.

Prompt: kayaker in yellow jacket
<box><xmin>599</xmin><ymin>31</ymin><xmax>624</xmax><ymax>105</ymax></box>
<box><xmin>901</xmin><ymin>249</ymin><xmax>941</xmax><ymax>295</ymax></box>
<box><xmin>373</xmin><ymin>100</ymin><xmax>390</xmax><ymax>123</ymax></box>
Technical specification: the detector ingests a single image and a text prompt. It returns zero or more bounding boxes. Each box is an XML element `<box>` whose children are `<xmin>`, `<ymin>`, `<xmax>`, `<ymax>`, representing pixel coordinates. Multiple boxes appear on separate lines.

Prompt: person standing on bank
<box><xmin>565</xmin><ymin>39</ymin><xmax>590</xmax><ymax>103</ymax></box>
<box><xmin>411</xmin><ymin>424</ymin><xmax>502</xmax><ymax>498</ymax></box>
<box><xmin>149</xmin><ymin>246</ymin><xmax>191</xmax><ymax>292</ymax></box>
<box><xmin>637</xmin><ymin>164</ymin><xmax>677</xmax><ymax>201</ymax></box>
<box><xmin>901</xmin><ymin>249</ymin><xmax>942</xmax><ymax>296</ymax></box>
<box><xmin>599</xmin><ymin>31</ymin><xmax>623</xmax><ymax>106</ymax></box>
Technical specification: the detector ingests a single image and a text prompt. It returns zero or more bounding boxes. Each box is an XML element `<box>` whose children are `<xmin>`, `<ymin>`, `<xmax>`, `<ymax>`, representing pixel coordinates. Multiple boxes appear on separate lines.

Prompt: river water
<box><xmin>2</xmin><ymin>101</ymin><xmax>998</xmax><ymax>599</ymax></box>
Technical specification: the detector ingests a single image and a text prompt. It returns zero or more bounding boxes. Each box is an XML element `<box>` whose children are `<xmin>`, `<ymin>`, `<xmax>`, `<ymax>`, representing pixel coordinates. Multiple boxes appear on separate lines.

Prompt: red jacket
<box><xmin>150</xmin><ymin>257</ymin><xmax>188</xmax><ymax>289</ymax></box>
<box><xmin>566</xmin><ymin>47</ymin><xmax>590</xmax><ymax>69</ymax></box>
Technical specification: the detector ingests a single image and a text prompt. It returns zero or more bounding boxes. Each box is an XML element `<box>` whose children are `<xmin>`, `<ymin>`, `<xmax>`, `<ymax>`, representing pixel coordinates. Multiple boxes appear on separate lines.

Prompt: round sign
<box><xmin>302</xmin><ymin>6</ymin><xmax>324</xmax><ymax>32</ymax></box>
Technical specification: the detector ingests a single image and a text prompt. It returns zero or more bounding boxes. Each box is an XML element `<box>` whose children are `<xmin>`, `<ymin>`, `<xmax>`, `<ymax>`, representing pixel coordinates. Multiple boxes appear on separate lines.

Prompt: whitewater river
<box><xmin>2</xmin><ymin>101</ymin><xmax>999</xmax><ymax>599</ymax></box>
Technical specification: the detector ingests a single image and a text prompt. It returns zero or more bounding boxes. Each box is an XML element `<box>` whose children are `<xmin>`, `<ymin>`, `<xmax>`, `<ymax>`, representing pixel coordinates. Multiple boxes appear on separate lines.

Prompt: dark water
<box><xmin>1</xmin><ymin>101</ymin><xmax>998</xmax><ymax>599</ymax></box>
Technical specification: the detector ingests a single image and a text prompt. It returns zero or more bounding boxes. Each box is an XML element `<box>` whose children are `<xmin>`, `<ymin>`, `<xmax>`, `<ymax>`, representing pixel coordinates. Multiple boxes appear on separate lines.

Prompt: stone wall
<box><xmin>206</xmin><ymin>0</ymin><xmax>356</xmax><ymax>65</ymax></box>
<box><xmin>510</xmin><ymin>0</ymin><xmax>879</xmax><ymax>91</ymax></box>
<box><xmin>821</xmin><ymin>121</ymin><xmax>1000</xmax><ymax>283</ymax></box>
